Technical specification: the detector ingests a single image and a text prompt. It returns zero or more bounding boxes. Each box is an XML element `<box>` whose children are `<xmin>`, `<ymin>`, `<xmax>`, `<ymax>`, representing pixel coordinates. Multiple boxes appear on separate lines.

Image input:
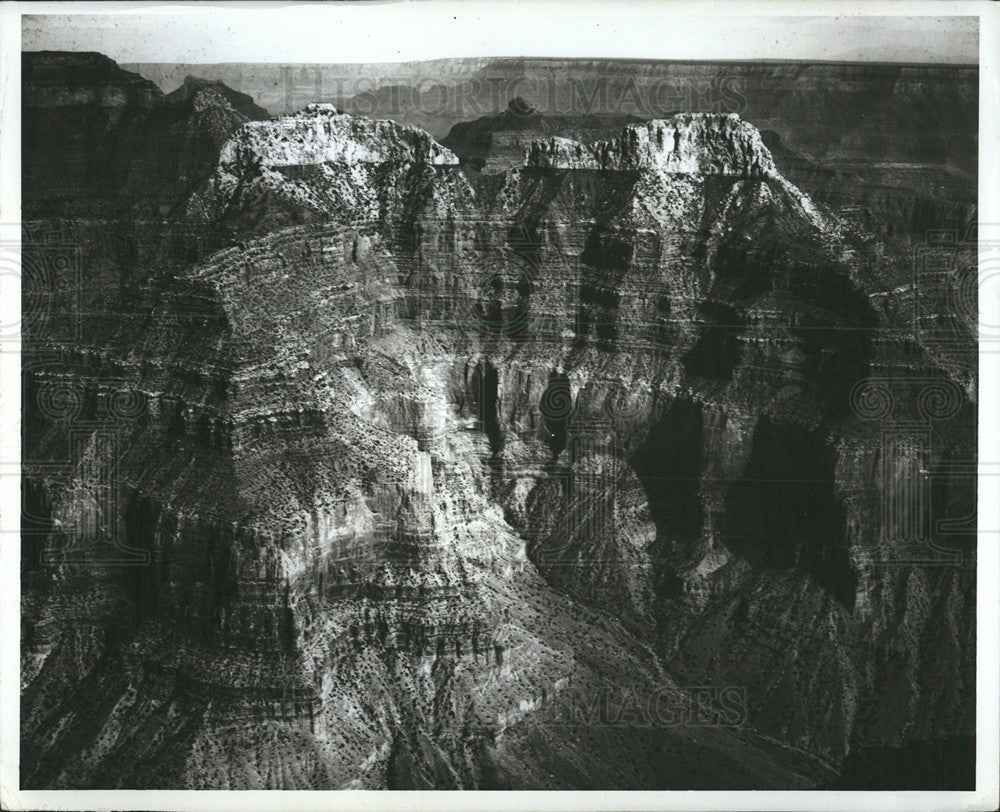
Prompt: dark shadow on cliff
<box><xmin>683</xmin><ymin>302</ymin><xmax>742</xmax><ymax>381</ymax></box>
<box><xmin>721</xmin><ymin>416</ymin><xmax>856</xmax><ymax>606</ymax></box>
<box><xmin>123</xmin><ymin>493</ymin><xmax>162</xmax><ymax>617</ymax></box>
<box><xmin>540</xmin><ymin>371</ymin><xmax>573</xmax><ymax>458</ymax></box>
<box><xmin>470</xmin><ymin>361</ymin><xmax>504</xmax><ymax>456</ymax></box>
<box><xmin>630</xmin><ymin>398</ymin><xmax>704</xmax><ymax>597</ymax></box>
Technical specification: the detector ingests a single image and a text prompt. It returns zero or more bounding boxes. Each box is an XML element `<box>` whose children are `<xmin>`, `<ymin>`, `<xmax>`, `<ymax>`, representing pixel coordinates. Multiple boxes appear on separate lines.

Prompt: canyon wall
<box><xmin>21</xmin><ymin>53</ymin><xmax>976</xmax><ymax>789</ymax></box>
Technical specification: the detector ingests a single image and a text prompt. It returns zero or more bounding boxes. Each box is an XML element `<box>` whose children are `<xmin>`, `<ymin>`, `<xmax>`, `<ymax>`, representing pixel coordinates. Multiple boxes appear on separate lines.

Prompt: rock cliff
<box><xmin>442</xmin><ymin>97</ymin><xmax>645</xmax><ymax>174</ymax></box>
<box><xmin>21</xmin><ymin>54</ymin><xmax>976</xmax><ymax>789</ymax></box>
<box><xmin>527</xmin><ymin>114</ymin><xmax>776</xmax><ymax>176</ymax></box>
<box><xmin>22</xmin><ymin>52</ymin><xmax>272</xmax><ymax>215</ymax></box>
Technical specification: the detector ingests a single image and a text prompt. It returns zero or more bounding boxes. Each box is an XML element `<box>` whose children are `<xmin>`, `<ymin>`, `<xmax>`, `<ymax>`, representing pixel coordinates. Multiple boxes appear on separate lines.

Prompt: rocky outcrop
<box><xmin>223</xmin><ymin>103</ymin><xmax>456</xmax><ymax>169</ymax></box>
<box><xmin>594</xmin><ymin>115</ymin><xmax>775</xmax><ymax>175</ymax></box>
<box><xmin>524</xmin><ymin>115</ymin><xmax>775</xmax><ymax>176</ymax></box>
<box><xmin>443</xmin><ymin>97</ymin><xmax>644</xmax><ymax>173</ymax></box>
<box><xmin>167</xmin><ymin>74</ymin><xmax>271</xmax><ymax>121</ymax></box>
<box><xmin>525</xmin><ymin>136</ymin><xmax>603</xmax><ymax>170</ymax></box>
<box><xmin>21</xmin><ymin>54</ymin><xmax>975</xmax><ymax>789</ymax></box>
<box><xmin>22</xmin><ymin>52</ymin><xmax>271</xmax><ymax>214</ymax></box>
<box><xmin>22</xmin><ymin>52</ymin><xmax>164</xmax><ymax>203</ymax></box>
<box><xmin>471</xmin><ymin>110</ymin><xmax>973</xmax><ymax>243</ymax></box>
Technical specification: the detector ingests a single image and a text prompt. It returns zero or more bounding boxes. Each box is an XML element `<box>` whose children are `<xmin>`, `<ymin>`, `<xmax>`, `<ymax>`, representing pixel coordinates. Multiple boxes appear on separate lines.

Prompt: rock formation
<box><xmin>125</xmin><ymin>58</ymin><xmax>977</xmax><ymax>170</ymax></box>
<box><xmin>442</xmin><ymin>97</ymin><xmax>645</xmax><ymax>174</ymax></box>
<box><xmin>21</xmin><ymin>54</ymin><xmax>976</xmax><ymax>790</ymax></box>
<box><xmin>126</xmin><ymin>57</ymin><xmax>979</xmax><ymax>241</ymax></box>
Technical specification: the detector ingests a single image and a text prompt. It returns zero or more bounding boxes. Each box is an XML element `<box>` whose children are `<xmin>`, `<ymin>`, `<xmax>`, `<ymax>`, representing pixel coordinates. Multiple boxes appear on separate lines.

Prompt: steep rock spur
<box><xmin>21</xmin><ymin>58</ymin><xmax>975</xmax><ymax>789</ymax></box>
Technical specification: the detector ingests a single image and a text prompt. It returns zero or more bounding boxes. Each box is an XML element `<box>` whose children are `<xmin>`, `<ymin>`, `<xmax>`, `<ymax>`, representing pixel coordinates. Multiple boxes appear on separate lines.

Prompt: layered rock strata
<box><xmin>21</xmin><ymin>54</ymin><xmax>976</xmax><ymax>789</ymax></box>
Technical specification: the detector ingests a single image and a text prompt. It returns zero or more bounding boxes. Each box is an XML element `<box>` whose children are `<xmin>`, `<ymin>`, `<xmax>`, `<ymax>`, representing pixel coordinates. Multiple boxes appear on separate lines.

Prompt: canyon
<box><xmin>20</xmin><ymin>52</ymin><xmax>977</xmax><ymax>789</ymax></box>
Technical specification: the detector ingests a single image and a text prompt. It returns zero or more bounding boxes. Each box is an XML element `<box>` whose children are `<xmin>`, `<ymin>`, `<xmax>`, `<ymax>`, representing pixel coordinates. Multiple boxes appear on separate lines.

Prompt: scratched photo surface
<box><xmin>18</xmin><ymin>13</ymin><xmax>978</xmax><ymax>791</ymax></box>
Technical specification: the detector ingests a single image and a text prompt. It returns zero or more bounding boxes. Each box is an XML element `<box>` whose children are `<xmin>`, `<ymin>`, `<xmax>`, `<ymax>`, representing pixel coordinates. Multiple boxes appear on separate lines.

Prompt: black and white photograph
<box><xmin>0</xmin><ymin>2</ymin><xmax>997</xmax><ymax>809</ymax></box>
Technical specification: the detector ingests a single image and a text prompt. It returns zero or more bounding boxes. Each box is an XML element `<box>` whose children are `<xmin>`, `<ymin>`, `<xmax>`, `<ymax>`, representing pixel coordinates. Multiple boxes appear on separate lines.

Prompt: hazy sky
<box><xmin>21</xmin><ymin>3</ymin><xmax>980</xmax><ymax>65</ymax></box>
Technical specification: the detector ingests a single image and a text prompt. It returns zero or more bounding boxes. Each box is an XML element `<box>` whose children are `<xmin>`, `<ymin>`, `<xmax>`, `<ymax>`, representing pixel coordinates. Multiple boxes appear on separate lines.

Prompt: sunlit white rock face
<box><xmin>525</xmin><ymin>135</ymin><xmax>604</xmax><ymax>169</ymax></box>
<box><xmin>222</xmin><ymin>104</ymin><xmax>460</xmax><ymax>170</ymax></box>
<box><xmin>525</xmin><ymin>114</ymin><xmax>776</xmax><ymax>176</ymax></box>
<box><xmin>188</xmin><ymin>104</ymin><xmax>472</xmax><ymax>228</ymax></box>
